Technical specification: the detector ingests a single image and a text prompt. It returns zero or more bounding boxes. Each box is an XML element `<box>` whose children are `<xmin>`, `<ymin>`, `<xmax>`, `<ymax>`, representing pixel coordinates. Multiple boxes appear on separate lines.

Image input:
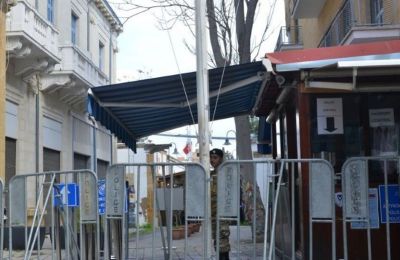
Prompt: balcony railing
<box><xmin>275</xmin><ymin>26</ymin><xmax>303</xmax><ymax>51</ymax></box>
<box><xmin>289</xmin><ymin>0</ymin><xmax>298</xmax><ymax>16</ymax></box>
<box><xmin>6</xmin><ymin>0</ymin><xmax>59</xmax><ymax>58</ymax></box>
<box><xmin>59</xmin><ymin>46</ymin><xmax>109</xmax><ymax>87</ymax></box>
<box><xmin>319</xmin><ymin>0</ymin><xmax>353</xmax><ymax>47</ymax></box>
<box><xmin>319</xmin><ymin>0</ymin><xmax>392</xmax><ymax>47</ymax></box>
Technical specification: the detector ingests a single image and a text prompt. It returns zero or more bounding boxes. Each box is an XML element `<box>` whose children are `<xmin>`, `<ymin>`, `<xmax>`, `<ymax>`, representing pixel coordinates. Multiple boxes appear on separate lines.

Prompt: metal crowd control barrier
<box><xmin>0</xmin><ymin>178</ymin><xmax>4</xmax><ymax>260</ymax></box>
<box><xmin>341</xmin><ymin>156</ymin><xmax>400</xmax><ymax>260</ymax></box>
<box><xmin>7</xmin><ymin>170</ymin><xmax>99</xmax><ymax>260</ymax></box>
<box><xmin>104</xmin><ymin>163</ymin><xmax>208</xmax><ymax>260</ymax></box>
<box><xmin>217</xmin><ymin>159</ymin><xmax>336</xmax><ymax>260</ymax></box>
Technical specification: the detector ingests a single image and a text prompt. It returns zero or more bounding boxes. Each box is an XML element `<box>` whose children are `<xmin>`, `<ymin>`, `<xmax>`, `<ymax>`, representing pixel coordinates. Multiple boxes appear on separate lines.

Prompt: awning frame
<box><xmin>88</xmin><ymin>61</ymin><xmax>268</xmax><ymax>152</ymax></box>
<box><xmin>98</xmin><ymin>72</ymin><xmax>267</xmax><ymax>109</ymax></box>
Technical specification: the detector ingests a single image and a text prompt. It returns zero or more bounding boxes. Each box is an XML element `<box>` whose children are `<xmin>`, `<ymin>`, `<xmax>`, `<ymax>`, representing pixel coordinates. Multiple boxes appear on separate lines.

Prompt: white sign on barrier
<box><xmin>106</xmin><ymin>167</ymin><xmax>125</xmax><ymax>217</ymax></box>
<box><xmin>343</xmin><ymin>160</ymin><xmax>368</xmax><ymax>219</ymax></box>
<box><xmin>186</xmin><ymin>165</ymin><xmax>205</xmax><ymax>217</ymax></box>
<box><xmin>80</xmin><ymin>172</ymin><xmax>98</xmax><ymax>222</ymax></box>
<box><xmin>218</xmin><ymin>165</ymin><xmax>239</xmax><ymax>217</ymax></box>
<box><xmin>351</xmin><ymin>188</ymin><xmax>379</xmax><ymax>229</ymax></box>
<box><xmin>310</xmin><ymin>162</ymin><xmax>333</xmax><ymax>219</ymax></box>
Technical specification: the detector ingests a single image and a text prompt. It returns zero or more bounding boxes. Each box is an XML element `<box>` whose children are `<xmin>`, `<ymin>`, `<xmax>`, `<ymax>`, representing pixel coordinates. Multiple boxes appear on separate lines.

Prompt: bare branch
<box><xmin>113</xmin><ymin>0</ymin><xmax>280</xmax><ymax>64</ymax></box>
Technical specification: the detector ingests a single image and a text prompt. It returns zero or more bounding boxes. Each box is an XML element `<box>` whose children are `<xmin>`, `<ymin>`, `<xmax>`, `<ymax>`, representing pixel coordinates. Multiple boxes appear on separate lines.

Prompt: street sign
<box><xmin>379</xmin><ymin>184</ymin><xmax>400</xmax><ymax>223</ymax></box>
<box><xmin>53</xmin><ymin>183</ymin><xmax>79</xmax><ymax>207</ymax></box>
<box><xmin>98</xmin><ymin>180</ymin><xmax>106</xmax><ymax>215</ymax></box>
<box><xmin>317</xmin><ymin>98</ymin><xmax>344</xmax><ymax>135</ymax></box>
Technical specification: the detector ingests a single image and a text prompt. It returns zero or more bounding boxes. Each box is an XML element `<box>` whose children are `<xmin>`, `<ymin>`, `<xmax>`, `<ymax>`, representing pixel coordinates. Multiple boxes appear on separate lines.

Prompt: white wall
<box><xmin>5</xmin><ymin>0</ymin><xmax>120</xmax><ymax>213</ymax></box>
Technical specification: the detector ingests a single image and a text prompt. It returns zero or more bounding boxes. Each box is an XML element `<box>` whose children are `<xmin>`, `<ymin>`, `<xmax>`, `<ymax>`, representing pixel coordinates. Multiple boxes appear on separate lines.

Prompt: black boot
<box><xmin>219</xmin><ymin>252</ymin><xmax>230</xmax><ymax>260</ymax></box>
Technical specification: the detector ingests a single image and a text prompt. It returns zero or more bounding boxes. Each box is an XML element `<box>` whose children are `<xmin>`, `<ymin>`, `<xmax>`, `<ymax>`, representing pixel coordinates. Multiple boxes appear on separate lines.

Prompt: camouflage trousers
<box><xmin>212</xmin><ymin>220</ymin><xmax>230</xmax><ymax>253</ymax></box>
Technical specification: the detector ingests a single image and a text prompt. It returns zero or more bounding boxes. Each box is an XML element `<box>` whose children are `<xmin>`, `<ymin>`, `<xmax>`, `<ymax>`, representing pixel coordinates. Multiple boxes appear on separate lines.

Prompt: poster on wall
<box><xmin>369</xmin><ymin>108</ymin><xmax>398</xmax><ymax>157</ymax></box>
<box><xmin>317</xmin><ymin>98</ymin><xmax>344</xmax><ymax>135</ymax></box>
<box><xmin>369</xmin><ymin>109</ymin><xmax>394</xmax><ymax>128</ymax></box>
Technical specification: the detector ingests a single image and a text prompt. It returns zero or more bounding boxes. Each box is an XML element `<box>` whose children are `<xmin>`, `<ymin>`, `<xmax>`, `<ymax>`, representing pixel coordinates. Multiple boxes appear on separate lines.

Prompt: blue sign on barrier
<box><xmin>98</xmin><ymin>179</ymin><xmax>128</xmax><ymax>215</ymax></box>
<box><xmin>53</xmin><ymin>183</ymin><xmax>79</xmax><ymax>207</ymax></box>
<box><xmin>379</xmin><ymin>184</ymin><xmax>400</xmax><ymax>224</ymax></box>
<box><xmin>98</xmin><ymin>180</ymin><xmax>106</xmax><ymax>215</ymax></box>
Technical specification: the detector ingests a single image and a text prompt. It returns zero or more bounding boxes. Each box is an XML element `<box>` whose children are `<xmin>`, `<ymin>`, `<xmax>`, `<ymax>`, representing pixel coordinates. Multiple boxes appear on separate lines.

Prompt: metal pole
<box><xmin>195</xmin><ymin>0</ymin><xmax>212</xmax><ymax>257</ymax></box>
<box><xmin>383</xmin><ymin>160</ymin><xmax>391</xmax><ymax>260</ymax></box>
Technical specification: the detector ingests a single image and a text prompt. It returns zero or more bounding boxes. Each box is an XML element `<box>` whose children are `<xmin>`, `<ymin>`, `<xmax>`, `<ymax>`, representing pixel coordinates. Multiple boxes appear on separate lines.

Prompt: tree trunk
<box><xmin>235</xmin><ymin>115</ymin><xmax>265</xmax><ymax>242</ymax></box>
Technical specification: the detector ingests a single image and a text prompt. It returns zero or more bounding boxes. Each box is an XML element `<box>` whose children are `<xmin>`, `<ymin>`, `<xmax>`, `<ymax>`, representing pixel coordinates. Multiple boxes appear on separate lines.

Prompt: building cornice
<box><xmin>94</xmin><ymin>0</ymin><xmax>123</xmax><ymax>33</ymax></box>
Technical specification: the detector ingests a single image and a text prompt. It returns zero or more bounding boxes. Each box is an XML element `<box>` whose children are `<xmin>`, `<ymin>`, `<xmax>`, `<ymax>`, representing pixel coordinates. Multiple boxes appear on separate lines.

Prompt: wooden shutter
<box><xmin>383</xmin><ymin>0</ymin><xmax>394</xmax><ymax>23</ymax></box>
<box><xmin>5</xmin><ymin>138</ymin><xmax>16</xmax><ymax>183</ymax></box>
<box><xmin>96</xmin><ymin>159</ymin><xmax>109</xmax><ymax>180</ymax></box>
<box><xmin>74</xmin><ymin>153</ymin><xmax>89</xmax><ymax>170</ymax></box>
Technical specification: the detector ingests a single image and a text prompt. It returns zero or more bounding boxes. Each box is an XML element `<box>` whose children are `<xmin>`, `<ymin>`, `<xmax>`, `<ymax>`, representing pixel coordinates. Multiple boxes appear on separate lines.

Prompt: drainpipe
<box><xmin>35</xmin><ymin>81</ymin><xmax>39</xmax><ymax>173</ymax></box>
<box><xmin>109</xmin><ymin>29</ymin><xmax>112</xmax><ymax>83</ymax></box>
<box><xmin>72</xmin><ymin>116</ymin><xmax>75</xmax><ymax>170</ymax></box>
<box><xmin>89</xmin><ymin>116</ymin><xmax>97</xmax><ymax>172</ymax></box>
<box><xmin>110</xmin><ymin>133</ymin><xmax>113</xmax><ymax>164</ymax></box>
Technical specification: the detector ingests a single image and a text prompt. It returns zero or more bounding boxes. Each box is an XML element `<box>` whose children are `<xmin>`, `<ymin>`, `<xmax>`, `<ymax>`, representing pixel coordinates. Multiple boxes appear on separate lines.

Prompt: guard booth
<box><xmin>255</xmin><ymin>40</ymin><xmax>400</xmax><ymax>259</ymax></box>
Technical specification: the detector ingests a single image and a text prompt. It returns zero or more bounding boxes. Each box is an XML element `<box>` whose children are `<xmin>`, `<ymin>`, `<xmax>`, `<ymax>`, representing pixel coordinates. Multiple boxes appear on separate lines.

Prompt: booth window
<box><xmin>310</xmin><ymin>93</ymin><xmax>400</xmax><ymax>178</ymax></box>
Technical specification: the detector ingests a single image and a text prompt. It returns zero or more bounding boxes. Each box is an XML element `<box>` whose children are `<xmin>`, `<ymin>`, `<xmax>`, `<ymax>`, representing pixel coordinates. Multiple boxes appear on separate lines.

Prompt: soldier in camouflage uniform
<box><xmin>210</xmin><ymin>148</ymin><xmax>230</xmax><ymax>260</ymax></box>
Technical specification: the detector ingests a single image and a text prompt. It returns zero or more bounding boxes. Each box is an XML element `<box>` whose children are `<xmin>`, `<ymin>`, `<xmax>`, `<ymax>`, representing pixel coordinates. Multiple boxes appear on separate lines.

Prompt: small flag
<box><xmin>183</xmin><ymin>141</ymin><xmax>192</xmax><ymax>155</ymax></box>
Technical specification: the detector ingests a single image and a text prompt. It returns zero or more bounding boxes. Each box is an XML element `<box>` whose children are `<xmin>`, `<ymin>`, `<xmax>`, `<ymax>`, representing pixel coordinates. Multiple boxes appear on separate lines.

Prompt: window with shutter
<box><xmin>383</xmin><ymin>0</ymin><xmax>394</xmax><ymax>24</ymax></box>
<box><xmin>370</xmin><ymin>0</ymin><xmax>384</xmax><ymax>24</ymax></box>
<box><xmin>47</xmin><ymin>0</ymin><xmax>55</xmax><ymax>24</ymax></box>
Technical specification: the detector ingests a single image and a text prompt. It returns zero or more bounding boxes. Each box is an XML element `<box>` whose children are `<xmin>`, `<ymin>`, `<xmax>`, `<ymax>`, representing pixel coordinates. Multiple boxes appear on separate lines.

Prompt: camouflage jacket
<box><xmin>211</xmin><ymin>170</ymin><xmax>230</xmax><ymax>253</ymax></box>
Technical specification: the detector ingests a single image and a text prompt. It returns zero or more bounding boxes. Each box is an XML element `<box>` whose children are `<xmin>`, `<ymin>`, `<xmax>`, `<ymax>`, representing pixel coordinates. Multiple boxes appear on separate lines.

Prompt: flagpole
<box><xmin>195</xmin><ymin>0</ymin><xmax>212</xmax><ymax>257</ymax></box>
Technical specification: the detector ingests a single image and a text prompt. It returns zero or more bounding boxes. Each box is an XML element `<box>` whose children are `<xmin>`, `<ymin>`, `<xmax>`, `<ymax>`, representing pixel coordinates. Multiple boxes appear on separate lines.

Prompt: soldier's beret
<box><xmin>210</xmin><ymin>148</ymin><xmax>223</xmax><ymax>158</ymax></box>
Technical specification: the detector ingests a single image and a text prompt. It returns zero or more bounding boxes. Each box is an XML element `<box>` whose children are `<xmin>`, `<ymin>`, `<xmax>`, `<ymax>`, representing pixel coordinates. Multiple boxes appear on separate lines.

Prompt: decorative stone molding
<box><xmin>23</xmin><ymin>73</ymin><xmax>40</xmax><ymax>95</ymax></box>
<box><xmin>61</xmin><ymin>88</ymin><xmax>87</xmax><ymax>104</ymax></box>
<box><xmin>6</xmin><ymin>37</ymin><xmax>31</xmax><ymax>58</ymax></box>
<box><xmin>15</xmin><ymin>58</ymin><xmax>49</xmax><ymax>76</ymax></box>
<box><xmin>44</xmin><ymin>63</ymin><xmax>55</xmax><ymax>74</ymax></box>
<box><xmin>40</xmin><ymin>74</ymin><xmax>76</xmax><ymax>94</ymax></box>
<box><xmin>93</xmin><ymin>0</ymin><xmax>123</xmax><ymax>33</ymax></box>
<box><xmin>6</xmin><ymin>0</ymin><xmax>18</xmax><ymax>12</ymax></box>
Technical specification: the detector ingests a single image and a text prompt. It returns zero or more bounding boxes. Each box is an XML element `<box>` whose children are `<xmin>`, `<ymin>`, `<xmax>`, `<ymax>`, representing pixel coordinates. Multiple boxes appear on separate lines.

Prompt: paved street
<box><xmin>126</xmin><ymin>225</ymin><xmax>268</xmax><ymax>259</ymax></box>
<box><xmin>2</xmin><ymin>225</ymin><xmax>269</xmax><ymax>259</ymax></box>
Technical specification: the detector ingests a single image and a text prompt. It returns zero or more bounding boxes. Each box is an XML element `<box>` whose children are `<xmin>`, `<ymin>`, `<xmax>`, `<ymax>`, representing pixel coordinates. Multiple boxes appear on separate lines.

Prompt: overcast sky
<box><xmin>113</xmin><ymin>1</ymin><xmax>285</xmax><ymax>157</ymax></box>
